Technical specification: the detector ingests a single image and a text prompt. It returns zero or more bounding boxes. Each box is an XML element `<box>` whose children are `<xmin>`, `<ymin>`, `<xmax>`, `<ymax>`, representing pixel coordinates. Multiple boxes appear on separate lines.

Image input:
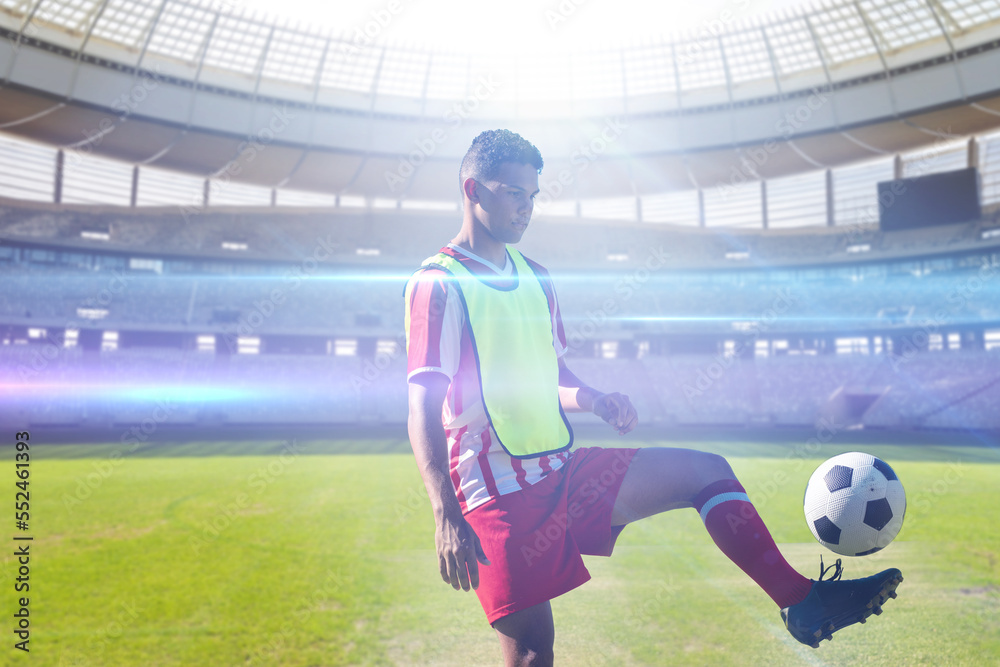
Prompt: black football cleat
<box><xmin>781</xmin><ymin>557</ymin><xmax>903</xmax><ymax>648</ymax></box>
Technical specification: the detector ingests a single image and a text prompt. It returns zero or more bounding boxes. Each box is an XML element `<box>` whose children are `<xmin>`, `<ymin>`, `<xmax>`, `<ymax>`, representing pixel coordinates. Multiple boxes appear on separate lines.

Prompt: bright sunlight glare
<box><xmin>239</xmin><ymin>0</ymin><xmax>814</xmax><ymax>54</ymax></box>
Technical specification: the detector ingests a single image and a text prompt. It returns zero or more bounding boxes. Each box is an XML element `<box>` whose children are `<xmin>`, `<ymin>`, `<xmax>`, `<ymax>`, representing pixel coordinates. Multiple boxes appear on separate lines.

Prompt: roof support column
<box><xmin>697</xmin><ymin>189</ymin><xmax>705</xmax><ymax>228</ymax></box>
<box><xmin>826</xmin><ymin>168</ymin><xmax>835</xmax><ymax>227</ymax></box>
<box><xmin>54</xmin><ymin>149</ymin><xmax>64</xmax><ymax>204</ymax></box>
<box><xmin>131</xmin><ymin>165</ymin><xmax>138</xmax><ymax>207</ymax></box>
<box><xmin>761</xmin><ymin>180</ymin><xmax>768</xmax><ymax>230</ymax></box>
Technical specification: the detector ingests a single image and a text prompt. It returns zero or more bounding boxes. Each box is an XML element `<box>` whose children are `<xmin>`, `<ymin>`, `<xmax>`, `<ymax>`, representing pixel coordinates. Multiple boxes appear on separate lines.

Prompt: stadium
<box><xmin>0</xmin><ymin>0</ymin><xmax>998</xmax><ymax>664</ymax></box>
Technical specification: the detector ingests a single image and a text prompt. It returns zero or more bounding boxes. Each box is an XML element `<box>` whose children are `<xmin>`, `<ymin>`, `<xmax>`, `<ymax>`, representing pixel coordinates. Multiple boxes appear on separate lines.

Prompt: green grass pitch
<box><xmin>7</xmin><ymin>433</ymin><xmax>999</xmax><ymax>666</ymax></box>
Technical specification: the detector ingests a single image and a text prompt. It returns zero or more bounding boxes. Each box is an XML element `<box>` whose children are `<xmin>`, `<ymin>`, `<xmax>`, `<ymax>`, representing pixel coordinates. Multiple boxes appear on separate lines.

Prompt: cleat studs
<box><xmin>859</xmin><ymin>617</ymin><xmax>866</xmax><ymax>624</ymax></box>
<box><xmin>889</xmin><ymin>591</ymin><xmax>897</xmax><ymax>599</ymax></box>
<box><xmin>873</xmin><ymin>606</ymin><xmax>883</xmax><ymax>615</ymax></box>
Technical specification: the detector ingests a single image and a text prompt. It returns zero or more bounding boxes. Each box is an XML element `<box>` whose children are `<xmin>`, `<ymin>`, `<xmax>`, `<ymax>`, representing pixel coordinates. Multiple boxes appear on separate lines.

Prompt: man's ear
<box><xmin>463</xmin><ymin>177</ymin><xmax>480</xmax><ymax>204</ymax></box>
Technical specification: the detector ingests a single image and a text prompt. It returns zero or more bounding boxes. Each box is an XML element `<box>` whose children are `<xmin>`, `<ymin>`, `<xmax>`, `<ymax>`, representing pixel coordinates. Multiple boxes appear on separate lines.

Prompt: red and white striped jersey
<box><xmin>405</xmin><ymin>244</ymin><xmax>570</xmax><ymax>513</ymax></box>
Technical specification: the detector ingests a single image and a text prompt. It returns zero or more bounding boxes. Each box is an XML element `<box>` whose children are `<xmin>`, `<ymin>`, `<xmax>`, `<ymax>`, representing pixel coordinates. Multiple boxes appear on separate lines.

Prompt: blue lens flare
<box><xmin>3</xmin><ymin>382</ymin><xmax>260</xmax><ymax>403</ymax></box>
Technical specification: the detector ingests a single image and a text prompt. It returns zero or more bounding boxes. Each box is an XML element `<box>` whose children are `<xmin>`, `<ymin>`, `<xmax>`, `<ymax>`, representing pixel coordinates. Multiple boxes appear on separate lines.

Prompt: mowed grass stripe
<box><xmin>13</xmin><ymin>442</ymin><xmax>1000</xmax><ymax>665</ymax></box>
<box><xmin>34</xmin><ymin>454</ymin><xmax>415</xmax><ymax>665</ymax></box>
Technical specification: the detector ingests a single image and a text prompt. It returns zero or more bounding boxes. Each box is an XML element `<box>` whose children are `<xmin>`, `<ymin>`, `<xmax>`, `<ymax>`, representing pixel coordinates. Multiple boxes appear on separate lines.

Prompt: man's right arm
<box><xmin>407</xmin><ymin>372</ymin><xmax>490</xmax><ymax>592</ymax></box>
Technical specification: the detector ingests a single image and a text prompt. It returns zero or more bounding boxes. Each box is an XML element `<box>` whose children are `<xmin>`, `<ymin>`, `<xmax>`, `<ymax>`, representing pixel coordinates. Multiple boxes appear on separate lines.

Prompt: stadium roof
<box><xmin>1</xmin><ymin>0</ymin><xmax>1000</xmax><ymax>205</ymax></box>
<box><xmin>4</xmin><ymin>0</ymin><xmax>1000</xmax><ymax>103</ymax></box>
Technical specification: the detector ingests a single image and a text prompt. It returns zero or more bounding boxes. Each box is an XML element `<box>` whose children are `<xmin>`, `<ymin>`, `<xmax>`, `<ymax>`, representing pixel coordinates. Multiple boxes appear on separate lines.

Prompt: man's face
<box><xmin>473</xmin><ymin>162</ymin><xmax>539</xmax><ymax>245</ymax></box>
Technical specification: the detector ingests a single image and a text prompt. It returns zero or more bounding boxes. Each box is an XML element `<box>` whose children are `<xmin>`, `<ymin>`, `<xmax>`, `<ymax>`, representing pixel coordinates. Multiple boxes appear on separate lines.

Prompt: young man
<box><xmin>404</xmin><ymin>129</ymin><xmax>902</xmax><ymax>665</ymax></box>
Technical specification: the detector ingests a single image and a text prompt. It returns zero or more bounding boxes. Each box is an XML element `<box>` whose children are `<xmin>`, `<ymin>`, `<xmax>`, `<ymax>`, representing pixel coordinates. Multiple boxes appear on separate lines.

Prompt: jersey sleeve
<box><xmin>404</xmin><ymin>268</ymin><xmax>463</xmax><ymax>382</ymax></box>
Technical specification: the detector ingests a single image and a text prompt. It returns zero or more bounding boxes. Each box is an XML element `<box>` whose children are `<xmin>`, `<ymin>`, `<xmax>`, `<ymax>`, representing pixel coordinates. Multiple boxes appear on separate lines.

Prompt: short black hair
<box><xmin>459</xmin><ymin>129</ymin><xmax>543</xmax><ymax>193</ymax></box>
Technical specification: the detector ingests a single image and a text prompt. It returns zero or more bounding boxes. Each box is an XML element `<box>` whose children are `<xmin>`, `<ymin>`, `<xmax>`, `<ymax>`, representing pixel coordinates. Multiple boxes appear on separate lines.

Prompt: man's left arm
<box><xmin>542</xmin><ymin>268</ymin><xmax>637</xmax><ymax>435</ymax></box>
<box><xmin>557</xmin><ymin>356</ymin><xmax>638</xmax><ymax>435</ymax></box>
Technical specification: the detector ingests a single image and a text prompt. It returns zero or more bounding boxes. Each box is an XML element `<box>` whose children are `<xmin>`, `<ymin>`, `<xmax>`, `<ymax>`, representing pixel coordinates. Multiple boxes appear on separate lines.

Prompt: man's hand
<box><xmin>408</xmin><ymin>374</ymin><xmax>490</xmax><ymax>592</ymax></box>
<box><xmin>557</xmin><ymin>359</ymin><xmax>639</xmax><ymax>434</ymax></box>
<box><xmin>593</xmin><ymin>392</ymin><xmax>639</xmax><ymax>435</ymax></box>
<box><xmin>436</xmin><ymin>511</ymin><xmax>491</xmax><ymax>591</ymax></box>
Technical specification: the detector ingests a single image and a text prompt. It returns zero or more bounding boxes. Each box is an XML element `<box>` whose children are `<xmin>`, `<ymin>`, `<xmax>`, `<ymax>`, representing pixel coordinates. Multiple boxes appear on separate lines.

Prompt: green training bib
<box><xmin>413</xmin><ymin>248</ymin><xmax>573</xmax><ymax>459</ymax></box>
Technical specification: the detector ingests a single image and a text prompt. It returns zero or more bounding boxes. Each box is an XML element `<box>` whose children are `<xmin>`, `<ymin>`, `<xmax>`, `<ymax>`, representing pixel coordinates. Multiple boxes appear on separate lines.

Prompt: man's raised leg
<box><xmin>610</xmin><ymin>447</ymin><xmax>813</xmax><ymax>608</ymax></box>
<box><xmin>492</xmin><ymin>601</ymin><xmax>555</xmax><ymax>667</ymax></box>
<box><xmin>609</xmin><ymin>446</ymin><xmax>902</xmax><ymax>647</ymax></box>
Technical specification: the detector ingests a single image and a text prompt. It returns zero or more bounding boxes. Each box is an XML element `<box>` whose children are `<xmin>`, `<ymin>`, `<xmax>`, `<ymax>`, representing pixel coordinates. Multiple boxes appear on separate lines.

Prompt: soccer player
<box><xmin>404</xmin><ymin>129</ymin><xmax>902</xmax><ymax>665</ymax></box>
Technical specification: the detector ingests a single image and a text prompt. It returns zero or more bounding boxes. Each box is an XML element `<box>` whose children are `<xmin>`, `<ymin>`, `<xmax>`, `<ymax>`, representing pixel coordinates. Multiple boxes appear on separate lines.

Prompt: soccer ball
<box><xmin>803</xmin><ymin>452</ymin><xmax>906</xmax><ymax>557</ymax></box>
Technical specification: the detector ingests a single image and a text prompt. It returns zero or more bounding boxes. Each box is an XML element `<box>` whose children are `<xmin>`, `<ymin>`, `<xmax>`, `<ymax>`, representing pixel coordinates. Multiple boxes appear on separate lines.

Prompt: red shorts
<box><xmin>464</xmin><ymin>446</ymin><xmax>639</xmax><ymax>624</ymax></box>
